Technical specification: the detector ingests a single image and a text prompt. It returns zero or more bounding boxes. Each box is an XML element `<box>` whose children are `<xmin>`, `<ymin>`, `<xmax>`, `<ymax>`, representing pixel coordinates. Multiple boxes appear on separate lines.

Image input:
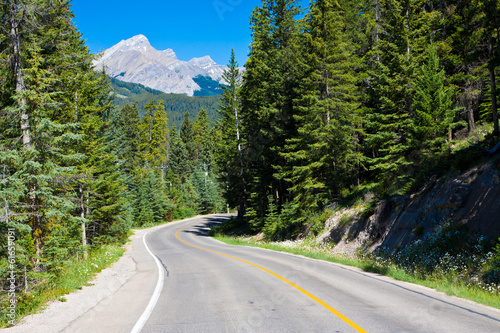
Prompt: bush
<box><xmin>365</xmin><ymin>221</ymin><xmax>498</xmax><ymax>294</ymax></box>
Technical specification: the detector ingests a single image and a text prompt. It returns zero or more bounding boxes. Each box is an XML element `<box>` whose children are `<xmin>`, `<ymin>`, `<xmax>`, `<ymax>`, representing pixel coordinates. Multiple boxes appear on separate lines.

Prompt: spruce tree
<box><xmin>192</xmin><ymin>108</ymin><xmax>212</xmax><ymax>164</ymax></box>
<box><xmin>215</xmin><ymin>50</ymin><xmax>247</xmax><ymax>218</ymax></box>
<box><xmin>0</xmin><ymin>0</ymin><xmax>130</xmax><ymax>277</ymax></box>
<box><xmin>363</xmin><ymin>0</ymin><xmax>433</xmax><ymax>189</ymax></box>
<box><xmin>240</xmin><ymin>0</ymin><xmax>302</xmax><ymax>227</ymax></box>
<box><xmin>413</xmin><ymin>45</ymin><xmax>457</xmax><ymax>153</ymax></box>
<box><xmin>284</xmin><ymin>0</ymin><xmax>361</xmax><ymax>217</ymax></box>
<box><xmin>179</xmin><ymin>112</ymin><xmax>197</xmax><ymax>173</ymax></box>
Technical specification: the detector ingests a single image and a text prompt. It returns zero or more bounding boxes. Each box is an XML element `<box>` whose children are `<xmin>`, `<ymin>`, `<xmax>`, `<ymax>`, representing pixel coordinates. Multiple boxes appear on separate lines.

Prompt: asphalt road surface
<box><xmin>62</xmin><ymin>214</ymin><xmax>500</xmax><ymax>333</ymax></box>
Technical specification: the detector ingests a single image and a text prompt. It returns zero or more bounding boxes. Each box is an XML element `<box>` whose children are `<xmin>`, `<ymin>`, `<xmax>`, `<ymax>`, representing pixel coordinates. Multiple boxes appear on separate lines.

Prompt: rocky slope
<box><xmin>92</xmin><ymin>35</ymin><xmax>228</xmax><ymax>96</ymax></box>
<box><xmin>317</xmin><ymin>156</ymin><xmax>500</xmax><ymax>256</ymax></box>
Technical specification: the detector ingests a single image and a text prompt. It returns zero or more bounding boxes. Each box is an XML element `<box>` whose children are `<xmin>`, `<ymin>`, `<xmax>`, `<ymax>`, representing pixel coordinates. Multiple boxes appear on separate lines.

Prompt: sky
<box><xmin>71</xmin><ymin>0</ymin><xmax>309</xmax><ymax>66</ymax></box>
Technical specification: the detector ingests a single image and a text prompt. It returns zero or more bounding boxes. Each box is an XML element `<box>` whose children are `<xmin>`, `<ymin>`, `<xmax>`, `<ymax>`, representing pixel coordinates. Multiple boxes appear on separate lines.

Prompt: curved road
<box><xmin>65</xmin><ymin>214</ymin><xmax>500</xmax><ymax>332</ymax></box>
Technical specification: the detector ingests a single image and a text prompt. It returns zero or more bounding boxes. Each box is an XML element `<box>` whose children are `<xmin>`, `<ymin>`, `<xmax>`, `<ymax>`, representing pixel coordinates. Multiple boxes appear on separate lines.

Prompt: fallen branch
<box><xmin>468</xmin><ymin>140</ymin><xmax>500</xmax><ymax>155</ymax></box>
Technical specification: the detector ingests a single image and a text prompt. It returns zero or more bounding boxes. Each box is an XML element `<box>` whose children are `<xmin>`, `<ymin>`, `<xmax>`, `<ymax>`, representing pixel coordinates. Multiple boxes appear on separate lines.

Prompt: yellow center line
<box><xmin>175</xmin><ymin>222</ymin><xmax>367</xmax><ymax>333</ymax></box>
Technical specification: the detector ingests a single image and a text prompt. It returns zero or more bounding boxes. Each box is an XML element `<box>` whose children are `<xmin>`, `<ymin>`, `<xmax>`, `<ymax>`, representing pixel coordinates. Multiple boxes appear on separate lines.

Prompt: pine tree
<box><xmin>133</xmin><ymin>168</ymin><xmax>173</xmax><ymax>227</ymax></box>
<box><xmin>180</xmin><ymin>112</ymin><xmax>197</xmax><ymax>172</ymax></box>
<box><xmin>112</xmin><ymin>103</ymin><xmax>143</xmax><ymax>172</ymax></box>
<box><xmin>169</xmin><ymin>124</ymin><xmax>191</xmax><ymax>182</ymax></box>
<box><xmin>192</xmin><ymin>108</ymin><xmax>212</xmax><ymax>164</ymax></box>
<box><xmin>240</xmin><ymin>0</ymin><xmax>302</xmax><ymax>227</ymax></box>
<box><xmin>151</xmin><ymin>100</ymin><xmax>168</xmax><ymax>169</ymax></box>
<box><xmin>0</xmin><ymin>1</ymin><xmax>132</xmax><ymax>287</ymax></box>
<box><xmin>413</xmin><ymin>45</ymin><xmax>457</xmax><ymax>153</ymax></box>
<box><xmin>215</xmin><ymin>50</ymin><xmax>247</xmax><ymax>218</ymax></box>
<box><xmin>439</xmin><ymin>0</ymin><xmax>492</xmax><ymax>134</ymax></box>
<box><xmin>363</xmin><ymin>0</ymin><xmax>434</xmax><ymax>189</ymax></box>
<box><xmin>283</xmin><ymin>0</ymin><xmax>361</xmax><ymax>217</ymax></box>
<box><xmin>0</xmin><ymin>0</ymin><xmax>93</xmax><ymax>262</ymax></box>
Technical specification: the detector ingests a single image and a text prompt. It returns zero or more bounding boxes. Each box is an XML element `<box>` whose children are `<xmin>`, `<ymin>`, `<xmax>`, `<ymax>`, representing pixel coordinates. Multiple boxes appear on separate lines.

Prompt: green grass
<box><xmin>0</xmin><ymin>245</ymin><xmax>125</xmax><ymax>328</ymax></box>
<box><xmin>212</xmin><ymin>234</ymin><xmax>500</xmax><ymax>309</ymax></box>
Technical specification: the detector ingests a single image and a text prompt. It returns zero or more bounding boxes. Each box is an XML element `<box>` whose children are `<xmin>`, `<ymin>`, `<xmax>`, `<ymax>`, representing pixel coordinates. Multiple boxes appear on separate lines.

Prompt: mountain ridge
<box><xmin>93</xmin><ymin>35</ymin><xmax>228</xmax><ymax>96</ymax></box>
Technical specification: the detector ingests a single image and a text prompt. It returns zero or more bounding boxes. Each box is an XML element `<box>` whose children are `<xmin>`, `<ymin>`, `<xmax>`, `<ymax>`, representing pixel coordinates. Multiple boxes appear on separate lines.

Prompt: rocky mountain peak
<box><xmin>188</xmin><ymin>55</ymin><xmax>216</xmax><ymax>69</ymax></box>
<box><xmin>125</xmin><ymin>34</ymin><xmax>147</xmax><ymax>43</ymax></box>
<box><xmin>93</xmin><ymin>35</ymin><xmax>227</xmax><ymax>96</ymax></box>
<box><xmin>162</xmin><ymin>48</ymin><xmax>177</xmax><ymax>60</ymax></box>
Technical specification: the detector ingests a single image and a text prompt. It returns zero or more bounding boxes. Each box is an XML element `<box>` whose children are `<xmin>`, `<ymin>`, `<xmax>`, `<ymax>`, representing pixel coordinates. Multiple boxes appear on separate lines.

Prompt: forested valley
<box><xmin>0</xmin><ymin>0</ymin><xmax>226</xmax><ymax>322</ymax></box>
<box><xmin>1</xmin><ymin>0</ymin><xmax>500</xmax><ymax>324</ymax></box>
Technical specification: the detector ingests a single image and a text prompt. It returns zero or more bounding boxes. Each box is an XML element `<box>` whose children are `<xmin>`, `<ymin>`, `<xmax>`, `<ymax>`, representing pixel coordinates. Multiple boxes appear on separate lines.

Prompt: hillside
<box><xmin>110</xmin><ymin>77</ymin><xmax>221</xmax><ymax>127</ymax></box>
<box><xmin>316</xmin><ymin>154</ymin><xmax>500</xmax><ymax>256</ymax></box>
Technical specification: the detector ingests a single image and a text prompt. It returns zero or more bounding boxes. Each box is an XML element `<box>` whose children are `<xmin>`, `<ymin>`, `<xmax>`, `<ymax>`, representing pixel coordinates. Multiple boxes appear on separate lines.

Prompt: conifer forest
<box><xmin>1</xmin><ymin>0</ymin><xmax>500</xmax><ymax>320</ymax></box>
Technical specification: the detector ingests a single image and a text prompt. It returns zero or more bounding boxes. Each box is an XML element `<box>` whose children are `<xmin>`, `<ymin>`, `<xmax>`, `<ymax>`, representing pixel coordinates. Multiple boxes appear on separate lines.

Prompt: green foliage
<box><xmin>139</xmin><ymin>100</ymin><xmax>168</xmax><ymax>168</ymax></box>
<box><xmin>192</xmin><ymin>75</ymin><xmax>224</xmax><ymax>96</ymax></box>
<box><xmin>190</xmin><ymin>167</ymin><xmax>225</xmax><ymax>215</ymax></box>
<box><xmin>109</xmin><ymin>77</ymin><xmax>221</xmax><ymax>129</ymax></box>
<box><xmin>208</xmin><ymin>217</ymin><xmax>249</xmax><ymax>237</ymax></box>
<box><xmin>215</xmin><ymin>0</ymin><xmax>500</xmax><ymax>240</ymax></box>
<box><xmin>240</xmin><ymin>0</ymin><xmax>303</xmax><ymax>229</ymax></box>
<box><xmin>133</xmin><ymin>168</ymin><xmax>174</xmax><ymax>227</ymax></box>
<box><xmin>213</xmin><ymin>49</ymin><xmax>247</xmax><ymax>218</ymax></box>
<box><xmin>413</xmin><ymin>45</ymin><xmax>458</xmax><ymax>153</ymax></box>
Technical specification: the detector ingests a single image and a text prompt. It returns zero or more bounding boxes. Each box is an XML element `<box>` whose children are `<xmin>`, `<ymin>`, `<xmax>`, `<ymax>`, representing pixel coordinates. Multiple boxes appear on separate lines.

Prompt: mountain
<box><xmin>93</xmin><ymin>35</ymin><xmax>227</xmax><ymax>96</ymax></box>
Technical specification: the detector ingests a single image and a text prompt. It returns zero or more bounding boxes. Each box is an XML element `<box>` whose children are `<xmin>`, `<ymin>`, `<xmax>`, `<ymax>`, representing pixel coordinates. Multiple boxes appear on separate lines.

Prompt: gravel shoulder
<box><xmin>1</xmin><ymin>229</ymin><xmax>149</xmax><ymax>333</ymax></box>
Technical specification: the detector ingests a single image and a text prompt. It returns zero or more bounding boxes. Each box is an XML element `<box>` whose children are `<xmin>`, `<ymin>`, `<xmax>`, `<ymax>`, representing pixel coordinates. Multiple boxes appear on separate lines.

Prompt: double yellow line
<box><xmin>175</xmin><ymin>223</ymin><xmax>367</xmax><ymax>333</ymax></box>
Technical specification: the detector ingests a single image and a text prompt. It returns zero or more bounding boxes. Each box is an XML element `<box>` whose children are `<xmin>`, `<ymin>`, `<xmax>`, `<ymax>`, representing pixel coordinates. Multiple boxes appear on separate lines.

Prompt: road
<box><xmin>60</xmin><ymin>214</ymin><xmax>500</xmax><ymax>332</ymax></box>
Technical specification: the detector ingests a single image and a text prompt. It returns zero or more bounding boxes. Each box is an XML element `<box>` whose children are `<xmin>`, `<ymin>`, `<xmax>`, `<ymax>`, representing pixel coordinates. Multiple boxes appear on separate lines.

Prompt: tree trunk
<box><xmin>80</xmin><ymin>183</ymin><xmax>88</xmax><ymax>260</ymax></box>
<box><xmin>234</xmin><ymin>98</ymin><xmax>247</xmax><ymax>219</ymax></box>
<box><xmin>467</xmin><ymin>104</ymin><xmax>476</xmax><ymax>132</ymax></box>
<box><xmin>488</xmin><ymin>35</ymin><xmax>499</xmax><ymax>135</ymax></box>
<box><xmin>9</xmin><ymin>6</ymin><xmax>42</xmax><ymax>260</ymax></box>
<box><xmin>9</xmin><ymin>7</ymin><xmax>30</xmax><ymax>149</ymax></box>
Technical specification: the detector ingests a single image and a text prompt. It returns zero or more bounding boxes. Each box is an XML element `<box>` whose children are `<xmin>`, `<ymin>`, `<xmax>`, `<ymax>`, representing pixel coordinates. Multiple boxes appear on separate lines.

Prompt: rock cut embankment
<box><xmin>318</xmin><ymin>157</ymin><xmax>500</xmax><ymax>256</ymax></box>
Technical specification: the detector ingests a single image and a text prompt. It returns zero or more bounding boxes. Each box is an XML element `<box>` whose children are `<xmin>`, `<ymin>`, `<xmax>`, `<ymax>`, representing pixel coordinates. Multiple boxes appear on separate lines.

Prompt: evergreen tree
<box><xmin>192</xmin><ymin>108</ymin><xmax>212</xmax><ymax>164</ymax></box>
<box><xmin>180</xmin><ymin>111</ymin><xmax>196</xmax><ymax>168</ymax></box>
<box><xmin>413</xmin><ymin>45</ymin><xmax>458</xmax><ymax>153</ymax></box>
<box><xmin>0</xmin><ymin>0</ymin><xmax>130</xmax><ymax>280</ymax></box>
<box><xmin>134</xmin><ymin>168</ymin><xmax>172</xmax><ymax>227</ymax></box>
<box><xmin>139</xmin><ymin>100</ymin><xmax>168</xmax><ymax>168</ymax></box>
<box><xmin>112</xmin><ymin>103</ymin><xmax>142</xmax><ymax>173</ymax></box>
<box><xmin>240</xmin><ymin>0</ymin><xmax>302</xmax><ymax>227</ymax></box>
<box><xmin>191</xmin><ymin>167</ymin><xmax>224</xmax><ymax>214</ymax></box>
<box><xmin>439</xmin><ymin>0</ymin><xmax>490</xmax><ymax>134</ymax></box>
<box><xmin>215</xmin><ymin>50</ymin><xmax>247</xmax><ymax>218</ymax></box>
<box><xmin>363</xmin><ymin>0</ymin><xmax>434</xmax><ymax>188</ymax></box>
<box><xmin>169</xmin><ymin>124</ymin><xmax>191</xmax><ymax>182</ymax></box>
<box><xmin>0</xmin><ymin>0</ymin><xmax>91</xmax><ymax>262</ymax></box>
<box><xmin>284</xmin><ymin>0</ymin><xmax>361</xmax><ymax>217</ymax></box>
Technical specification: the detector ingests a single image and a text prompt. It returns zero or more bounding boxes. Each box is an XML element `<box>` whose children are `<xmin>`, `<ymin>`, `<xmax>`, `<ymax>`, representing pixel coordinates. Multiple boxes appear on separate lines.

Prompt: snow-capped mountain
<box><xmin>93</xmin><ymin>35</ymin><xmax>228</xmax><ymax>96</ymax></box>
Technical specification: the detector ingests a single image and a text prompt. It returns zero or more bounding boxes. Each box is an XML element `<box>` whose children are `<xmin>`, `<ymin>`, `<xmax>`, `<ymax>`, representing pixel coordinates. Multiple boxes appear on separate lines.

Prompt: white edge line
<box><xmin>130</xmin><ymin>232</ymin><xmax>165</xmax><ymax>333</ymax></box>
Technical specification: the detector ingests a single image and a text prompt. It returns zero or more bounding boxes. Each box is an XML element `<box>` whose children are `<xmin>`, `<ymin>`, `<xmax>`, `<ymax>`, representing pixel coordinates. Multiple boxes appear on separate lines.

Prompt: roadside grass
<box><xmin>211</xmin><ymin>234</ymin><xmax>500</xmax><ymax>310</ymax></box>
<box><xmin>0</xmin><ymin>245</ymin><xmax>124</xmax><ymax>328</ymax></box>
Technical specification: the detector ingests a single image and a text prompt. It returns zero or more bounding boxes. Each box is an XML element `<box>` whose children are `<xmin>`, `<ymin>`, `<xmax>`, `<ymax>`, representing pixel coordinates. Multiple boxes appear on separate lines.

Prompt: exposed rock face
<box><xmin>92</xmin><ymin>35</ymin><xmax>228</xmax><ymax>96</ymax></box>
<box><xmin>318</xmin><ymin>158</ymin><xmax>500</xmax><ymax>256</ymax></box>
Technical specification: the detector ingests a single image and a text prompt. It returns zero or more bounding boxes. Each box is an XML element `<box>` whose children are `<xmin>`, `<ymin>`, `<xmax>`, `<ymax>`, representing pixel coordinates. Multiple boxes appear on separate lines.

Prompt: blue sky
<box><xmin>71</xmin><ymin>0</ymin><xmax>309</xmax><ymax>66</ymax></box>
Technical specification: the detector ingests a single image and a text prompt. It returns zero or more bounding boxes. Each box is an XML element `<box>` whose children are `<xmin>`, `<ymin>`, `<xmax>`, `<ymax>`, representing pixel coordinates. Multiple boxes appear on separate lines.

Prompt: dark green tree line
<box><xmin>216</xmin><ymin>0</ymin><xmax>500</xmax><ymax>239</ymax></box>
<box><xmin>0</xmin><ymin>0</ymin><xmax>130</xmax><ymax>296</ymax></box>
